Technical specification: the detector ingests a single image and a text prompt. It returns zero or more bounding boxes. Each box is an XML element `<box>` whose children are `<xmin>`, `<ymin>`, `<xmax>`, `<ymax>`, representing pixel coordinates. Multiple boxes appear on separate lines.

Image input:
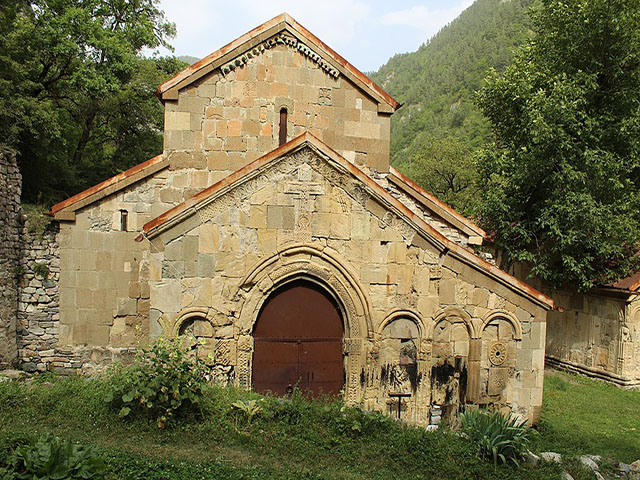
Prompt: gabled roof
<box><xmin>388</xmin><ymin>167</ymin><xmax>486</xmax><ymax>243</ymax></box>
<box><xmin>49</xmin><ymin>154</ymin><xmax>168</xmax><ymax>220</ymax></box>
<box><xmin>156</xmin><ymin>13</ymin><xmax>401</xmax><ymax>113</ymax></box>
<box><xmin>138</xmin><ymin>133</ymin><xmax>553</xmax><ymax>309</ymax></box>
<box><xmin>605</xmin><ymin>272</ymin><xmax>640</xmax><ymax>292</ymax></box>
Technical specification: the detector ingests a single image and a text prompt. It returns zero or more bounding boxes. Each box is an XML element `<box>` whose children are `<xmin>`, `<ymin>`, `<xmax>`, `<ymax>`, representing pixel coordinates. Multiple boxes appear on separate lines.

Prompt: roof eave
<box><xmin>50</xmin><ymin>154</ymin><xmax>168</xmax><ymax>219</ymax></box>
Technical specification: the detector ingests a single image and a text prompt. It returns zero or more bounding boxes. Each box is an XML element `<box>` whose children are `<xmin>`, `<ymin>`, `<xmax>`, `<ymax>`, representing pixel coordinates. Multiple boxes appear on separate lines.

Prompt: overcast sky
<box><xmin>154</xmin><ymin>0</ymin><xmax>474</xmax><ymax>72</ymax></box>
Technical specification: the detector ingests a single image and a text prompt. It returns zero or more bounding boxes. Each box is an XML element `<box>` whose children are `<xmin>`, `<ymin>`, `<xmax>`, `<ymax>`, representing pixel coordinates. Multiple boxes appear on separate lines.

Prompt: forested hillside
<box><xmin>371</xmin><ymin>0</ymin><xmax>534</xmax><ymax>169</ymax></box>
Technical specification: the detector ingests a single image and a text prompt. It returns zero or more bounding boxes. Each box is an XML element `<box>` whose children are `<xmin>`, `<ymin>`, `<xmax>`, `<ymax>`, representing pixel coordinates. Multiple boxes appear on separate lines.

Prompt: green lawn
<box><xmin>534</xmin><ymin>369</ymin><xmax>640</xmax><ymax>463</ymax></box>
<box><xmin>1</xmin><ymin>368</ymin><xmax>636</xmax><ymax>479</ymax></box>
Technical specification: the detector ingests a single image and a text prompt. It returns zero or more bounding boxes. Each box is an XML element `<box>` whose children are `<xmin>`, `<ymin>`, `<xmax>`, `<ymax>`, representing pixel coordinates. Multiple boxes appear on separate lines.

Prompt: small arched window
<box><xmin>279</xmin><ymin>107</ymin><xmax>288</xmax><ymax>146</ymax></box>
<box><xmin>119</xmin><ymin>210</ymin><xmax>128</xmax><ymax>232</ymax></box>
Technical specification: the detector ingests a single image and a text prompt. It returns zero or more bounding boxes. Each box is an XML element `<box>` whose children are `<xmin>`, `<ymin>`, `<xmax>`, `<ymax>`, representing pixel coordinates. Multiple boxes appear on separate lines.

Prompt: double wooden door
<box><xmin>252</xmin><ymin>281</ymin><xmax>344</xmax><ymax>397</ymax></box>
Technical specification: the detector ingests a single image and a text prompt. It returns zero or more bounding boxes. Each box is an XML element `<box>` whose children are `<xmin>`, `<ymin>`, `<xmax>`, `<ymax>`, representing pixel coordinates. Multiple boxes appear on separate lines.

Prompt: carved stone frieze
<box><xmin>220</xmin><ymin>33</ymin><xmax>340</xmax><ymax>79</ymax></box>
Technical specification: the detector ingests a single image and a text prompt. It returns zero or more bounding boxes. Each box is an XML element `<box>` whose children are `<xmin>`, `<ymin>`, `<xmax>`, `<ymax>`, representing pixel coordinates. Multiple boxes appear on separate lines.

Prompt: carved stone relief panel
<box><xmin>480</xmin><ymin>316</ymin><xmax>519</xmax><ymax>402</ymax></box>
<box><xmin>377</xmin><ymin>317</ymin><xmax>422</xmax><ymax>422</ymax></box>
<box><xmin>430</xmin><ymin>317</ymin><xmax>470</xmax><ymax>423</ymax></box>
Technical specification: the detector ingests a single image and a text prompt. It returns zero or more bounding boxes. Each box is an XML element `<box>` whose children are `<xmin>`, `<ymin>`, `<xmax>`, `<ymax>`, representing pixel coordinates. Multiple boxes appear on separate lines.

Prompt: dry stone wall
<box><xmin>16</xmin><ymin>224</ymin><xmax>64</xmax><ymax>372</ymax></box>
<box><xmin>0</xmin><ymin>147</ymin><xmax>21</xmax><ymax>368</ymax></box>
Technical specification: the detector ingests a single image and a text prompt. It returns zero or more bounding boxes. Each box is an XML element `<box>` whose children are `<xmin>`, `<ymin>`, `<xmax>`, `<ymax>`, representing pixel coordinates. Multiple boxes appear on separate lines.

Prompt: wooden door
<box><xmin>253</xmin><ymin>281</ymin><xmax>344</xmax><ymax>397</ymax></box>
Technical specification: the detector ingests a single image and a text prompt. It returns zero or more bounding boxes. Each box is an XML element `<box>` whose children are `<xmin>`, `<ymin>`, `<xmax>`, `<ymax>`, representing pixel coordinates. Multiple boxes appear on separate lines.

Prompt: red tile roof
<box><xmin>606</xmin><ymin>272</ymin><xmax>640</xmax><ymax>292</ymax></box>
<box><xmin>388</xmin><ymin>167</ymin><xmax>486</xmax><ymax>239</ymax></box>
<box><xmin>49</xmin><ymin>154</ymin><xmax>167</xmax><ymax>217</ymax></box>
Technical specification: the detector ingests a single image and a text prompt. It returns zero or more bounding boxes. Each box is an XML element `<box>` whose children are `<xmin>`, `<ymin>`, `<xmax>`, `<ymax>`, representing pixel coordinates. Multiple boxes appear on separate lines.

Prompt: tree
<box><xmin>476</xmin><ymin>0</ymin><xmax>640</xmax><ymax>291</ymax></box>
<box><xmin>407</xmin><ymin>137</ymin><xmax>479</xmax><ymax>216</ymax></box>
<box><xmin>0</xmin><ymin>0</ymin><xmax>183</xmax><ymax>203</ymax></box>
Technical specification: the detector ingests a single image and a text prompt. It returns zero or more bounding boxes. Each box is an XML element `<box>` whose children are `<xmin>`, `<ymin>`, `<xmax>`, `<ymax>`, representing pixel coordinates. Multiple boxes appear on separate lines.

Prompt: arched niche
<box><xmin>375</xmin><ymin>310</ymin><xmax>426</xmax><ymax>423</ymax></box>
<box><xmin>234</xmin><ymin>243</ymin><xmax>372</xmax><ymax>405</ymax></box>
<box><xmin>429</xmin><ymin>306</ymin><xmax>474</xmax><ymax>423</ymax></box>
<box><xmin>479</xmin><ymin>310</ymin><xmax>522</xmax><ymax>403</ymax></box>
<box><xmin>168</xmin><ymin>307</ymin><xmax>215</xmax><ymax>338</ymax></box>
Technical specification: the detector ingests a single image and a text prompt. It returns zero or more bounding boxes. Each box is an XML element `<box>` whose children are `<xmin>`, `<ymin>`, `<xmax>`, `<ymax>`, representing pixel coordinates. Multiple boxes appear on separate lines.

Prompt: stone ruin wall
<box><xmin>16</xmin><ymin>223</ymin><xmax>60</xmax><ymax>372</ymax></box>
<box><xmin>545</xmin><ymin>290</ymin><xmax>640</xmax><ymax>387</ymax></box>
<box><xmin>0</xmin><ymin>147</ymin><xmax>21</xmax><ymax>368</ymax></box>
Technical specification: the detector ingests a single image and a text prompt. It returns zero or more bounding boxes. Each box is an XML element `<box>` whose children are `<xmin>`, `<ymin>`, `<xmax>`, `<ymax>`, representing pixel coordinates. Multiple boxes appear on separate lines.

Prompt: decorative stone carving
<box><xmin>379</xmin><ymin>211</ymin><xmax>395</xmax><ymax>230</ymax></box>
<box><xmin>488</xmin><ymin>368</ymin><xmax>509</xmax><ymax>396</ymax></box>
<box><xmin>210</xmin><ymin>365</ymin><xmax>234</xmax><ymax>385</ymax></box>
<box><xmin>220</xmin><ymin>33</ymin><xmax>340</xmax><ymax>79</ymax></box>
<box><xmin>488</xmin><ymin>341</ymin><xmax>508</xmax><ymax>366</ymax></box>
<box><xmin>343</xmin><ymin>337</ymin><xmax>362</xmax><ymax>354</ymax></box>
<box><xmin>214</xmin><ymin>339</ymin><xmax>236</xmax><ymax>365</ymax></box>
<box><xmin>318</xmin><ymin>87</ymin><xmax>332</xmax><ymax>105</ymax></box>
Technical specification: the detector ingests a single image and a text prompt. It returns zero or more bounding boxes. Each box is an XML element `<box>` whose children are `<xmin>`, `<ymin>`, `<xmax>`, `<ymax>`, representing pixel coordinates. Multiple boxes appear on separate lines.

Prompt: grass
<box><xmin>0</xmin><ymin>368</ymin><xmax>636</xmax><ymax>479</ymax></box>
<box><xmin>534</xmin><ymin>369</ymin><xmax>640</xmax><ymax>463</ymax></box>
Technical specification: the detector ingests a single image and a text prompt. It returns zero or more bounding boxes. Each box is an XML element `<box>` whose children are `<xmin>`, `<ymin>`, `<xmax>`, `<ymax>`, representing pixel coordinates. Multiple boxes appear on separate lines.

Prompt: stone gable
<box><xmin>139</xmin><ymin>143</ymin><xmax>549</xmax><ymax>425</ymax></box>
<box><xmin>163</xmin><ymin>37</ymin><xmax>392</xmax><ymax>177</ymax></box>
<box><xmin>1</xmin><ymin>14</ymin><xmax>557</xmax><ymax>427</ymax></box>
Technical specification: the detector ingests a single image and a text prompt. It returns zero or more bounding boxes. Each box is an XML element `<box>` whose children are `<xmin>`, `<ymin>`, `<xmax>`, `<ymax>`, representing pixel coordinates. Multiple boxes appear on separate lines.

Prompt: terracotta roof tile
<box><xmin>606</xmin><ymin>272</ymin><xmax>640</xmax><ymax>291</ymax></box>
<box><xmin>50</xmin><ymin>154</ymin><xmax>167</xmax><ymax>216</ymax></box>
<box><xmin>388</xmin><ymin>167</ymin><xmax>486</xmax><ymax>239</ymax></box>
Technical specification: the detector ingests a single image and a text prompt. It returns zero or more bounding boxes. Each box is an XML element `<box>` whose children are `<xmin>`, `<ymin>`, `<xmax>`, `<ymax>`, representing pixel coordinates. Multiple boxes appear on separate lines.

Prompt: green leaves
<box><xmin>407</xmin><ymin>136</ymin><xmax>479</xmax><ymax>216</ymax></box>
<box><xmin>460</xmin><ymin>408</ymin><xmax>531</xmax><ymax>467</ymax></box>
<box><xmin>2</xmin><ymin>434</ymin><xmax>106</xmax><ymax>479</ymax></box>
<box><xmin>476</xmin><ymin>0</ymin><xmax>640</xmax><ymax>290</ymax></box>
<box><xmin>0</xmin><ymin>0</ymin><xmax>184</xmax><ymax>203</ymax></box>
<box><xmin>105</xmin><ymin>337</ymin><xmax>207</xmax><ymax>429</ymax></box>
<box><xmin>232</xmin><ymin>400</ymin><xmax>263</xmax><ymax>428</ymax></box>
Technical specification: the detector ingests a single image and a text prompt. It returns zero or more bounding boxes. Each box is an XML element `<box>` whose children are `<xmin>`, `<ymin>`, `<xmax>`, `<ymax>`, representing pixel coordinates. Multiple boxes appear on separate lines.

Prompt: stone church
<box><xmin>5</xmin><ymin>14</ymin><xmax>555</xmax><ymax>425</ymax></box>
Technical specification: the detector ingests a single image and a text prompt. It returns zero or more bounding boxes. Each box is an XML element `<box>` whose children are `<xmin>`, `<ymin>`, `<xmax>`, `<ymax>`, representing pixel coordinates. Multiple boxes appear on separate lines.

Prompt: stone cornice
<box><xmin>220</xmin><ymin>32</ymin><xmax>340</xmax><ymax>79</ymax></box>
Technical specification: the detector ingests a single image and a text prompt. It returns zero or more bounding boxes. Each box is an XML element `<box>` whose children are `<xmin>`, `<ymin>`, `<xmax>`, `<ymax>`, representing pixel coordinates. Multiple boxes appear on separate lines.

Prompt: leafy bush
<box><xmin>460</xmin><ymin>408</ymin><xmax>531</xmax><ymax>466</ymax></box>
<box><xmin>105</xmin><ymin>336</ymin><xmax>207</xmax><ymax>429</ymax></box>
<box><xmin>1</xmin><ymin>434</ymin><xmax>106</xmax><ymax>479</ymax></box>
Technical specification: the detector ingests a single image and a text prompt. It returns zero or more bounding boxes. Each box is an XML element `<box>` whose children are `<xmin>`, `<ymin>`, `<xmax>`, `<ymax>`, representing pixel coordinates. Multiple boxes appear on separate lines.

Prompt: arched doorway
<box><xmin>252</xmin><ymin>280</ymin><xmax>344</xmax><ymax>397</ymax></box>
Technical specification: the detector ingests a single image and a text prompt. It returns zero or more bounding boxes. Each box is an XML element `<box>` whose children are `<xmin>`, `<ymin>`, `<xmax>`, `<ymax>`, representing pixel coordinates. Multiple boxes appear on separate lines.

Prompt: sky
<box><xmin>154</xmin><ymin>0</ymin><xmax>474</xmax><ymax>73</ymax></box>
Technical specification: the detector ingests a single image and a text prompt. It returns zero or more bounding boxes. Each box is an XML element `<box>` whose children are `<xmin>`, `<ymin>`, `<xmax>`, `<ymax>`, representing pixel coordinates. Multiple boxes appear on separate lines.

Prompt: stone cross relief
<box><xmin>285</xmin><ymin>163</ymin><xmax>324</xmax><ymax>241</ymax></box>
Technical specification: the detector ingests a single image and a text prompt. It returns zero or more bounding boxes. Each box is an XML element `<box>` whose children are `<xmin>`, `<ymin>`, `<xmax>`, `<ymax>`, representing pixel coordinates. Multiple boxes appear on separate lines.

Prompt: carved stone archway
<box><xmin>233</xmin><ymin>243</ymin><xmax>373</xmax><ymax>405</ymax></box>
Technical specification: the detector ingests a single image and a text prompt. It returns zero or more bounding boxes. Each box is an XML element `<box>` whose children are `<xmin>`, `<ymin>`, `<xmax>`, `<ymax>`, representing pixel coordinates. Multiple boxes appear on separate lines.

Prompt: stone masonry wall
<box><xmin>545</xmin><ymin>290</ymin><xmax>640</xmax><ymax>387</ymax></box>
<box><xmin>163</xmin><ymin>39</ymin><xmax>391</xmax><ymax>191</ymax></box>
<box><xmin>0</xmin><ymin>147</ymin><xmax>21</xmax><ymax>368</ymax></box>
<box><xmin>16</xmin><ymin>223</ymin><xmax>65</xmax><ymax>372</ymax></box>
<box><xmin>144</xmin><ymin>146</ymin><xmax>548</xmax><ymax>425</ymax></box>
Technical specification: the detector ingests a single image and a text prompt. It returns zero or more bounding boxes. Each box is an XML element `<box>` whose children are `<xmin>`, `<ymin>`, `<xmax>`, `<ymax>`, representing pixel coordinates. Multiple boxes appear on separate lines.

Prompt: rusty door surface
<box><xmin>253</xmin><ymin>281</ymin><xmax>344</xmax><ymax>397</ymax></box>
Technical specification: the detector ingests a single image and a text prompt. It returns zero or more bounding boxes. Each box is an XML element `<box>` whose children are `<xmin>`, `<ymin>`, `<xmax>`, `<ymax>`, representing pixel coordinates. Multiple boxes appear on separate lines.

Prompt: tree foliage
<box><xmin>0</xmin><ymin>0</ymin><xmax>184</xmax><ymax>203</ymax></box>
<box><xmin>371</xmin><ymin>0</ymin><xmax>534</xmax><ymax>165</ymax></box>
<box><xmin>400</xmin><ymin>137</ymin><xmax>478</xmax><ymax>216</ymax></box>
<box><xmin>476</xmin><ymin>0</ymin><xmax>640</xmax><ymax>290</ymax></box>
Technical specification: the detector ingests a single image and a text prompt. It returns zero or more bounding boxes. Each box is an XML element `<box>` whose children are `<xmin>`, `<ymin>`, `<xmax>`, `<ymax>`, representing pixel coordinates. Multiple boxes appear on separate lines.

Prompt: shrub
<box><xmin>1</xmin><ymin>434</ymin><xmax>106</xmax><ymax>479</ymax></box>
<box><xmin>460</xmin><ymin>408</ymin><xmax>530</xmax><ymax>467</ymax></box>
<box><xmin>105</xmin><ymin>336</ymin><xmax>207</xmax><ymax>429</ymax></box>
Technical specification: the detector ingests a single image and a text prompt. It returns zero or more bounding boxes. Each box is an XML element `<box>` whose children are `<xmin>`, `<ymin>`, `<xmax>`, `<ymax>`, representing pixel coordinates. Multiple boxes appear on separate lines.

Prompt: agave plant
<box><xmin>460</xmin><ymin>408</ymin><xmax>531</xmax><ymax>467</ymax></box>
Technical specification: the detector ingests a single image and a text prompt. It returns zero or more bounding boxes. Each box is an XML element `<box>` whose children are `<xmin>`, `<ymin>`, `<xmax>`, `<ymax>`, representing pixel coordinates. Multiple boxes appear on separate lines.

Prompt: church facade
<box><xmin>30</xmin><ymin>14</ymin><xmax>552</xmax><ymax>425</ymax></box>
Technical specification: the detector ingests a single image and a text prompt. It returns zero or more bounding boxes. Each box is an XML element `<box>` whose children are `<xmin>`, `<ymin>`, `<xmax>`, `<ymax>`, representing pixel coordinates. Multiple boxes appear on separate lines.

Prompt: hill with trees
<box><xmin>371</xmin><ymin>0</ymin><xmax>534</xmax><ymax>190</ymax></box>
